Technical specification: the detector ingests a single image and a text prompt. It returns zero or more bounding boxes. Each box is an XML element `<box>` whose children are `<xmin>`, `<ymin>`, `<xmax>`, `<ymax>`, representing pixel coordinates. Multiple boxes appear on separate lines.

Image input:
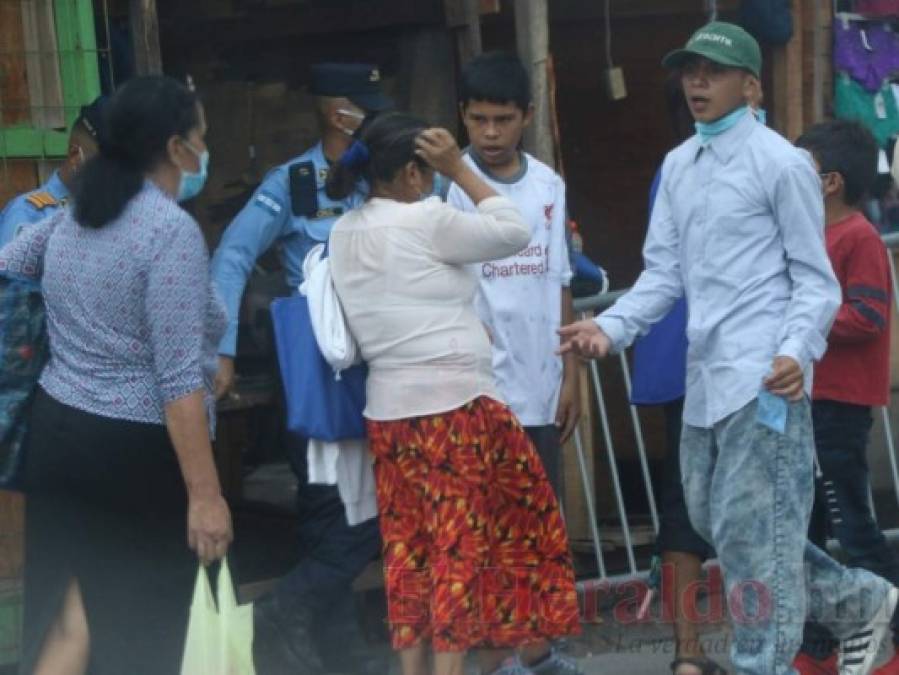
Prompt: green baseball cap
<box><xmin>662</xmin><ymin>22</ymin><xmax>762</xmax><ymax>78</ymax></box>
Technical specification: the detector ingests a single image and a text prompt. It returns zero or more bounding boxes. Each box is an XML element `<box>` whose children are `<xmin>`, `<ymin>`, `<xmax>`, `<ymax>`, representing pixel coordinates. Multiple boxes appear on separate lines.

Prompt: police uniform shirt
<box><xmin>0</xmin><ymin>171</ymin><xmax>69</xmax><ymax>246</ymax></box>
<box><xmin>210</xmin><ymin>142</ymin><xmax>365</xmax><ymax>357</ymax></box>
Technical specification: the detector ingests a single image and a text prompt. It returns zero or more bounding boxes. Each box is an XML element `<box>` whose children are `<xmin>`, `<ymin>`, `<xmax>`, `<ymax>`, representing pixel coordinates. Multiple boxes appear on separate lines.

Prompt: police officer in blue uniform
<box><xmin>211</xmin><ymin>64</ymin><xmax>391</xmax><ymax>674</ymax></box>
<box><xmin>212</xmin><ymin>63</ymin><xmax>391</xmax><ymax>387</ymax></box>
<box><xmin>0</xmin><ymin>97</ymin><xmax>107</xmax><ymax>245</ymax></box>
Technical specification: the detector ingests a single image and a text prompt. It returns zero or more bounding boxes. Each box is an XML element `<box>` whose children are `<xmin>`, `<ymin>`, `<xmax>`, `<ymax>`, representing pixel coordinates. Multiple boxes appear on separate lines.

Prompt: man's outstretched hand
<box><xmin>558</xmin><ymin>319</ymin><xmax>612</xmax><ymax>360</ymax></box>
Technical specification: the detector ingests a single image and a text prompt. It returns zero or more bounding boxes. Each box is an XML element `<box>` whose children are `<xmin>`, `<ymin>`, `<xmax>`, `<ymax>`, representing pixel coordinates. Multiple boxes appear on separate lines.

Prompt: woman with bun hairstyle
<box><xmin>327</xmin><ymin>112</ymin><xmax>581</xmax><ymax>675</ymax></box>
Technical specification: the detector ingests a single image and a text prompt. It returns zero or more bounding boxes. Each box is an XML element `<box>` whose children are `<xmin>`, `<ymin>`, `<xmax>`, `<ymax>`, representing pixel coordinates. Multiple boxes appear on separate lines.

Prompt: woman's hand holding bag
<box><xmin>187</xmin><ymin>489</ymin><xmax>233</xmax><ymax>566</ymax></box>
<box><xmin>181</xmin><ymin>558</ymin><xmax>255</xmax><ymax>675</ymax></box>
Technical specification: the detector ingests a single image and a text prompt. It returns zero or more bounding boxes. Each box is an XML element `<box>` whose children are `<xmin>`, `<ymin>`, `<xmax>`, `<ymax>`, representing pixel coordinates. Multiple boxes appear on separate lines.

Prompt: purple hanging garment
<box><xmin>834</xmin><ymin>18</ymin><xmax>899</xmax><ymax>92</ymax></box>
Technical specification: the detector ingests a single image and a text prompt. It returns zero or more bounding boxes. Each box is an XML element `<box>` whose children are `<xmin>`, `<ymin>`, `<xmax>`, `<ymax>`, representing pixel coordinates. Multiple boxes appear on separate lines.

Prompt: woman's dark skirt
<box><xmin>20</xmin><ymin>388</ymin><xmax>194</xmax><ymax>675</ymax></box>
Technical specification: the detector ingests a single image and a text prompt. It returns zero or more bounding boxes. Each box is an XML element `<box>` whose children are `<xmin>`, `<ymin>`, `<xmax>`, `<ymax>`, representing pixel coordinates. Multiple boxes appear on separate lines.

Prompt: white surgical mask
<box><xmin>336</xmin><ymin>108</ymin><xmax>366</xmax><ymax>137</ymax></box>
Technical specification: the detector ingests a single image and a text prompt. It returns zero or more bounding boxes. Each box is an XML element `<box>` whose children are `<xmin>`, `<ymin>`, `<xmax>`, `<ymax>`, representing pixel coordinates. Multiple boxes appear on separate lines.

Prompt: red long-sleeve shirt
<box><xmin>813</xmin><ymin>212</ymin><xmax>892</xmax><ymax>406</ymax></box>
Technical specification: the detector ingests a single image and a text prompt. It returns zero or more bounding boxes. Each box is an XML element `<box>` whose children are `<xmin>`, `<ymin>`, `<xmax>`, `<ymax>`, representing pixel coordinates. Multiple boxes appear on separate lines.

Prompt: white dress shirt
<box><xmin>597</xmin><ymin>110</ymin><xmax>840</xmax><ymax>428</ymax></box>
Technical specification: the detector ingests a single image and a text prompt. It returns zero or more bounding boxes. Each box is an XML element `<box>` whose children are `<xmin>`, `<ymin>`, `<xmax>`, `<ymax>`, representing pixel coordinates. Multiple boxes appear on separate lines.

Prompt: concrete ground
<box><xmin>569</xmin><ymin>621</ymin><xmax>892</xmax><ymax>674</ymax></box>
<box><xmin>557</xmin><ymin>620</ymin><xmax>734</xmax><ymax>674</ymax></box>
<box><xmin>237</xmin><ymin>465</ymin><xmax>899</xmax><ymax>674</ymax></box>
<box><xmin>378</xmin><ymin>617</ymin><xmax>895</xmax><ymax>674</ymax></box>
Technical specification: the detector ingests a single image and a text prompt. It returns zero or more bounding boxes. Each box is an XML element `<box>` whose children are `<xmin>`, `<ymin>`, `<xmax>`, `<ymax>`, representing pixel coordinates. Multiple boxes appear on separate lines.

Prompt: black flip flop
<box><xmin>671</xmin><ymin>657</ymin><xmax>728</xmax><ymax>675</ymax></box>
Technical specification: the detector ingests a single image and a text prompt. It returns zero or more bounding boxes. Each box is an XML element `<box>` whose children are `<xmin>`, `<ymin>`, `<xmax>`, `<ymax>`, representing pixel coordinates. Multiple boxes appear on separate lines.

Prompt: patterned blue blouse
<box><xmin>0</xmin><ymin>181</ymin><xmax>226</xmax><ymax>429</ymax></box>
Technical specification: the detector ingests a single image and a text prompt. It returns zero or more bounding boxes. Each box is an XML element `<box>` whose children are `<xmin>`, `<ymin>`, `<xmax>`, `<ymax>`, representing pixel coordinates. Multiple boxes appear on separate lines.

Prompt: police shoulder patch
<box><xmin>254</xmin><ymin>191</ymin><xmax>283</xmax><ymax>216</ymax></box>
<box><xmin>25</xmin><ymin>192</ymin><xmax>57</xmax><ymax>210</ymax></box>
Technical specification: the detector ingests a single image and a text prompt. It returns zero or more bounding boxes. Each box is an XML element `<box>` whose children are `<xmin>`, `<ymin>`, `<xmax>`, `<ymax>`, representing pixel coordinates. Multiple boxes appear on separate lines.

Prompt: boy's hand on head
<box><xmin>415</xmin><ymin>128</ymin><xmax>464</xmax><ymax>178</ymax></box>
<box><xmin>556</xmin><ymin>369</ymin><xmax>581</xmax><ymax>443</ymax></box>
<box><xmin>763</xmin><ymin>356</ymin><xmax>804</xmax><ymax>400</ymax></box>
<box><xmin>558</xmin><ymin>320</ymin><xmax>611</xmax><ymax>360</ymax></box>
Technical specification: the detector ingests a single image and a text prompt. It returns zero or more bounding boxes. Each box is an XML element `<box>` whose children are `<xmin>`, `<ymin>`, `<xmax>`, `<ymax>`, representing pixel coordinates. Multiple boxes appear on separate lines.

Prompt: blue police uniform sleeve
<box><xmin>0</xmin><ymin>197</ymin><xmax>35</xmax><ymax>247</ymax></box>
<box><xmin>211</xmin><ymin>168</ymin><xmax>291</xmax><ymax>357</ymax></box>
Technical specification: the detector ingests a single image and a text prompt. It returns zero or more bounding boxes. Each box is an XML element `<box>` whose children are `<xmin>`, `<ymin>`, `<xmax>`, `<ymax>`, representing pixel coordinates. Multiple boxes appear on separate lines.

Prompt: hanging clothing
<box><xmin>834</xmin><ymin>75</ymin><xmax>899</xmax><ymax>145</ymax></box>
<box><xmin>834</xmin><ymin>18</ymin><xmax>899</xmax><ymax>93</ymax></box>
<box><xmin>855</xmin><ymin>0</ymin><xmax>899</xmax><ymax>18</ymax></box>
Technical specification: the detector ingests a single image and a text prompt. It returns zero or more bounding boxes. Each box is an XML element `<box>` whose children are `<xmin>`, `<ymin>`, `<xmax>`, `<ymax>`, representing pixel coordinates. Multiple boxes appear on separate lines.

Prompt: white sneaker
<box><xmin>839</xmin><ymin>586</ymin><xmax>899</xmax><ymax>675</ymax></box>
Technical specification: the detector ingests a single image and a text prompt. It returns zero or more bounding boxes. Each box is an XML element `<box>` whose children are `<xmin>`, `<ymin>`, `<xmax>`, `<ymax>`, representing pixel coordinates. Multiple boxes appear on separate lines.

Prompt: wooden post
<box><xmin>514</xmin><ymin>0</ymin><xmax>554</xmax><ymax>168</ymax></box>
<box><xmin>772</xmin><ymin>0</ymin><xmax>804</xmax><ymax>140</ymax></box>
<box><xmin>463</xmin><ymin>0</ymin><xmax>482</xmax><ymax>62</ymax></box>
<box><xmin>401</xmin><ymin>28</ymin><xmax>459</xmax><ymax>135</ymax></box>
<box><xmin>129</xmin><ymin>0</ymin><xmax>162</xmax><ymax>76</ymax></box>
<box><xmin>444</xmin><ymin>0</ymin><xmax>485</xmax><ymax>67</ymax></box>
<box><xmin>561</xmin><ymin>363</ymin><xmax>597</xmax><ymax>545</ymax></box>
<box><xmin>801</xmin><ymin>0</ymin><xmax>829</xmax><ymax>127</ymax></box>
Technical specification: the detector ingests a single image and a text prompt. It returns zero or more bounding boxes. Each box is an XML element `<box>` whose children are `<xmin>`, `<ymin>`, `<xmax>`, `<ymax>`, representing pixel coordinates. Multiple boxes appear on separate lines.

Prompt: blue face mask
<box><xmin>695</xmin><ymin>106</ymin><xmax>749</xmax><ymax>144</ymax></box>
<box><xmin>177</xmin><ymin>142</ymin><xmax>209</xmax><ymax>203</ymax></box>
<box><xmin>753</xmin><ymin>107</ymin><xmax>767</xmax><ymax>126</ymax></box>
<box><xmin>426</xmin><ymin>172</ymin><xmax>448</xmax><ymax>201</ymax></box>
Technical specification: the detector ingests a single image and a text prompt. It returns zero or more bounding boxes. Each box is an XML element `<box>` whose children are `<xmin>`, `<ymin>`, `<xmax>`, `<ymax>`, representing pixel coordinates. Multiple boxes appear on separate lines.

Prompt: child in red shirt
<box><xmin>796</xmin><ymin>119</ymin><xmax>899</xmax><ymax>675</ymax></box>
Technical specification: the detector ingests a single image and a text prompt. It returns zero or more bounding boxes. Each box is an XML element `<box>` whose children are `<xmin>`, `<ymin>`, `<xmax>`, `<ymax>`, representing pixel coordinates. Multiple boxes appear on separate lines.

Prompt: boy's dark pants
<box><xmin>657</xmin><ymin>398</ymin><xmax>714</xmax><ymax>560</ymax></box>
<box><xmin>801</xmin><ymin>400</ymin><xmax>899</xmax><ymax>659</ymax></box>
<box><xmin>526</xmin><ymin>424</ymin><xmax>564</xmax><ymax>498</ymax></box>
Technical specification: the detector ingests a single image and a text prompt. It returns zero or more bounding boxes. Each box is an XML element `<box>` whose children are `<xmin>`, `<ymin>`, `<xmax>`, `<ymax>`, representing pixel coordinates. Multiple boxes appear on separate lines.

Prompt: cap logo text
<box><xmin>692</xmin><ymin>32</ymin><xmax>734</xmax><ymax>48</ymax></box>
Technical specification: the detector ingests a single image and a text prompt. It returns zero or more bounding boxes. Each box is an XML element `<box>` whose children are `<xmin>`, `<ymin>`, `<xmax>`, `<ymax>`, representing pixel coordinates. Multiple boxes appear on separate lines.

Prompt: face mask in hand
<box><xmin>177</xmin><ymin>141</ymin><xmax>210</xmax><ymax>202</ymax></box>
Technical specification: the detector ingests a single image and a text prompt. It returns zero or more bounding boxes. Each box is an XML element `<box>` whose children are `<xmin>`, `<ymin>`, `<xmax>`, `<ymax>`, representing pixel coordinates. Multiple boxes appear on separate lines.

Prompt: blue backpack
<box><xmin>0</xmin><ymin>274</ymin><xmax>49</xmax><ymax>489</ymax></box>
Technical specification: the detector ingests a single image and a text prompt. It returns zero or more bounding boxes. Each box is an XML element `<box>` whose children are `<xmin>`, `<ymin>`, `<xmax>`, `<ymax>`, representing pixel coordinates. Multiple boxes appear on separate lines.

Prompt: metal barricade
<box><xmin>570</xmin><ymin>235</ymin><xmax>899</xmax><ymax>587</ymax></box>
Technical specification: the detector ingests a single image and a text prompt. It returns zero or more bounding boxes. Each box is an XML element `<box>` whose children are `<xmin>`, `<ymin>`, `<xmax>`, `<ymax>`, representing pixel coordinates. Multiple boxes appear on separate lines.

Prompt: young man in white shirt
<box><xmin>560</xmin><ymin>22</ymin><xmax>898</xmax><ymax>675</ymax></box>
<box><xmin>446</xmin><ymin>51</ymin><xmax>581</xmax><ymax>675</ymax></box>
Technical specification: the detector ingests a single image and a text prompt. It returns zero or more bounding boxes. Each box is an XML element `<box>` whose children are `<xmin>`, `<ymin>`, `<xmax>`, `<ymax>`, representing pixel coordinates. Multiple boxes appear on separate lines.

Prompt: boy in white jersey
<box><xmin>446</xmin><ymin>51</ymin><xmax>582</xmax><ymax>675</ymax></box>
<box><xmin>447</xmin><ymin>51</ymin><xmax>579</xmax><ymax>495</ymax></box>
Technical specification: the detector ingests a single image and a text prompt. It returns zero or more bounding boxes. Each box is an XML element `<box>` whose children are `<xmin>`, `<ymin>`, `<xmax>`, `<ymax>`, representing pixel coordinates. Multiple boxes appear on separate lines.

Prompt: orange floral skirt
<box><xmin>367</xmin><ymin>396</ymin><xmax>581</xmax><ymax>652</ymax></box>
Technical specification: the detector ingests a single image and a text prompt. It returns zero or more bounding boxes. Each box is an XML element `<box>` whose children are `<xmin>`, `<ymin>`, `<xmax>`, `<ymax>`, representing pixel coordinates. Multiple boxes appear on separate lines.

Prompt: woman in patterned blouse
<box><xmin>0</xmin><ymin>76</ymin><xmax>231</xmax><ymax>675</ymax></box>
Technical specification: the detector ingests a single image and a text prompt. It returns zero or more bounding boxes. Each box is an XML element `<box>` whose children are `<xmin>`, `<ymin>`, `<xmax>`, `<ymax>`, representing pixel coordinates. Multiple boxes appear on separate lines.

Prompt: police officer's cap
<box><xmin>73</xmin><ymin>96</ymin><xmax>109</xmax><ymax>141</ymax></box>
<box><xmin>310</xmin><ymin>63</ymin><xmax>393</xmax><ymax>112</ymax></box>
